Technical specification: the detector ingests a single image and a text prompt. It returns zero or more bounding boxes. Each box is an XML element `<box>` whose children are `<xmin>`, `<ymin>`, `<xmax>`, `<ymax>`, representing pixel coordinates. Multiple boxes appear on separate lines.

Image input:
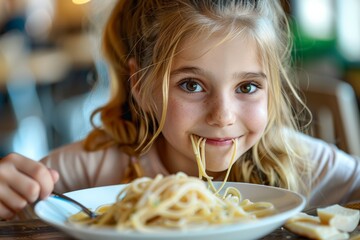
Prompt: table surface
<box><xmin>0</xmin><ymin>218</ymin><xmax>359</xmax><ymax>240</ymax></box>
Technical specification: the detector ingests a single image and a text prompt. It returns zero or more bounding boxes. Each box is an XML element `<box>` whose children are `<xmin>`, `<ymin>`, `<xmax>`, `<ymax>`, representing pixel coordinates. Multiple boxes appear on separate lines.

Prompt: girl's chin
<box><xmin>204</xmin><ymin>161</ymin><xmax>233</xmax><ymax>173</ymax></box>
<box><xmin>203</xmin><ymin>151</ymin><xmax>243</xmax><ymax>172</ymax></box>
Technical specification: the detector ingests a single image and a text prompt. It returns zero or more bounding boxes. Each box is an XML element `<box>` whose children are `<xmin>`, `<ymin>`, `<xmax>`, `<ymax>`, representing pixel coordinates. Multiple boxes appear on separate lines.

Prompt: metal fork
<box><xmin>51</xmin><ymin>191</ymin><xmax>98</xmax><ymax>219</ymax></box>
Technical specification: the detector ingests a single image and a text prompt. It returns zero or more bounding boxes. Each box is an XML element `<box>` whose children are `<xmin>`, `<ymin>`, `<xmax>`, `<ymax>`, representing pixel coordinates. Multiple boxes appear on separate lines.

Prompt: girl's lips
<box><xmin>204</xmin><ymin>138</ymin><xmax>236</xmax><ymax>146</ymax></box>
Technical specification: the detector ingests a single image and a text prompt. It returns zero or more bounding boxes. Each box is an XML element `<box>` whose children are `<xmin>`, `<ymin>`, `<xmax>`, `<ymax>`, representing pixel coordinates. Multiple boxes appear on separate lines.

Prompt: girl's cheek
<box><xmin>244</xmin><ymin>105</ymin><xmax>268</xmax><ymax>132</ymax></box>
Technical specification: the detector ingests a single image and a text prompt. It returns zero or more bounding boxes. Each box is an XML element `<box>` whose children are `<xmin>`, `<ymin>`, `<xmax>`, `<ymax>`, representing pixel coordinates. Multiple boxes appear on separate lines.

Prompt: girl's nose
<box><xmin>206</xmin><ymin>94</ymin><xmax>236</xmax><ymax>127</ymax></box>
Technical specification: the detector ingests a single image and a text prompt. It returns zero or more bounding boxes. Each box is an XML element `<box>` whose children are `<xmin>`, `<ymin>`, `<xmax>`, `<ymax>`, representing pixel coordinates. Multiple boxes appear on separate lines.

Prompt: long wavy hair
<box><xmin>84</xmin><ymin>0</ymin><xmax>312</xmax><ymax>193</ymax></box>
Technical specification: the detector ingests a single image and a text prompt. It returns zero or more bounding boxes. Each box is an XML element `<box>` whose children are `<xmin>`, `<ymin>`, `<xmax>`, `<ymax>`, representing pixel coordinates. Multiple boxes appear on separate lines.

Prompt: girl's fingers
<box><xmin>0</xmin><ymin>185</ymin><xmax>27</xmax><ymax>219</ymax></box>
<box><xmin>0</xmin><ymin>161</ymin><xmax>39</xmax><ymax>204</ymax></box>
<box><xmin>0</xmin><ymin>154</ymin><xmax>56</xmax><ymax>202</ymax></box>
<box><xmin>0</xmin><ymin>153</ymin><xmax>58</xmax><ymax>219</ymax></box>
<box><xmin>16</xmin><ymin>162</ymin><xmax>55</xmax><ymax>200</ymax></box>
<box><xmin>8</xmin><ymin>169</ymin><xmax>42</xmax><ymax>203</ymax></box>
<box><xmin>48</xmin><ymin>168</ymin><xmax>60</xmax><ymax>183</ymax></box>
<box><xmin>0</xmin><ymin>201</ymin><xmax>15</xmax><ymax>220</ymax></box>
<box><xmin>16</xmin><ymin>164</ymin><xmax>54</xmax><ymax>200</ymax></box>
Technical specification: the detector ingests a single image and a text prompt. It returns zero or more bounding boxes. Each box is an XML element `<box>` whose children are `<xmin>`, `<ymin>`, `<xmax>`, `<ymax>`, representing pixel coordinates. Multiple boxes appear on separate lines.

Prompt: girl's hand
<box><xmin>0</xmin><ymin>153</ymin><xmax>59</xmax><ymax>219</ymax></box>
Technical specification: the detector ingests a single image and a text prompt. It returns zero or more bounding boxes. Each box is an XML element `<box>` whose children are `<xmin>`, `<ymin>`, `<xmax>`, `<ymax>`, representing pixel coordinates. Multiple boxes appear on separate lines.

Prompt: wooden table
<box><xmin>0</xmin><ymin>218</ymin><xmax>359</xmax><ymax>240</ymax></box>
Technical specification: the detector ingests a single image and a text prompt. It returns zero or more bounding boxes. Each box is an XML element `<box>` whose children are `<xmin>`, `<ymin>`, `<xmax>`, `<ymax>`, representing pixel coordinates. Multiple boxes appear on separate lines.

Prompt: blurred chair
<box><xmin>299</xmin><ymin>73</ymin><xmax>360</xmax><ymax>156</ymax></box>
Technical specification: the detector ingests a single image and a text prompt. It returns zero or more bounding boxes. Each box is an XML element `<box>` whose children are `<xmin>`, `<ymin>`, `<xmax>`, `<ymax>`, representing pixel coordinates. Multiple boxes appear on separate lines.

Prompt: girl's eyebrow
<box><xmin>233</xmin><ymin>72</ymin><xmax>267</xmax><ymax>81</ymax></box>
<box><xmin>171</xmin><ymin>66</ymin><xmax>267</xmax><ymax>81</ymax></box>
<box><xmin>170</xmin><ymin>66</ymin><xmax>204</xmax><ymax>76</ymax></box>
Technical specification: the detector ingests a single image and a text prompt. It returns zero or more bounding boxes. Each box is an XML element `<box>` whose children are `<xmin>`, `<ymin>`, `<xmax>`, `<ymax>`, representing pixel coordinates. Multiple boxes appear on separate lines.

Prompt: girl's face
<box><xmin>156</xmin><ymin>33</ymin><xmax>268</xmax><ymax>178</ymax></box>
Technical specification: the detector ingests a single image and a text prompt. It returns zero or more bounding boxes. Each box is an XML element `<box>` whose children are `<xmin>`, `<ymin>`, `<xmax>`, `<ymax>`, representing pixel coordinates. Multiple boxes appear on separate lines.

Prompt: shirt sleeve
<box><xmin>302</xmin><ymin>133</ymin><xmax>360</xmax><ymax>206</ymax></box>
<box><xmin>41</xmin><ymin>141</ymin><xmax>130</xmax><ymax>193</ymax></box>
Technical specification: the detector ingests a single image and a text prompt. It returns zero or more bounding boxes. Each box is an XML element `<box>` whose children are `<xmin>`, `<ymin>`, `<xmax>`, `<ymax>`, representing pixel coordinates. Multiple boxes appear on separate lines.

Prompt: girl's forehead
<box><xmin>173</xmin><ymin>31</ymin><xmax>261</xmax><ymax>65</ymax></box>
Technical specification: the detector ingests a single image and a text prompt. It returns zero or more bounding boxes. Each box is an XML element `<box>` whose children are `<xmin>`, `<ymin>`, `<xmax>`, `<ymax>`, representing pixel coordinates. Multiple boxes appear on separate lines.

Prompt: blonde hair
<box><xmin>84</xmin><ymin>0</ymin><xmax>312</xmax><ymax>192</ymax></box>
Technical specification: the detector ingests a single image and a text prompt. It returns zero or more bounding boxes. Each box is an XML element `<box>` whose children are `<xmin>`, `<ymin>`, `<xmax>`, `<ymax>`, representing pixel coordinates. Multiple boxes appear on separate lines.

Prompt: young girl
<box><xmin>0</xmin><ymin>0</ymin><xmax>360</xmax><ymax>220</ymax></box>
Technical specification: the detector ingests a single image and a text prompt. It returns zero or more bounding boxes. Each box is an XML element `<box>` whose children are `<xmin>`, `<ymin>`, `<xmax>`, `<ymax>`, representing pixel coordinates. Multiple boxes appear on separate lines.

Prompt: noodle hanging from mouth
<box><xmin>190</xmin><ymin>135</ymin><xmax>238</xmax><ymax>196</ymax></box>
<box><xmin>68</xmin><ymin>135</ymin><xmax>275</xmax><ymax>232</ymax></box>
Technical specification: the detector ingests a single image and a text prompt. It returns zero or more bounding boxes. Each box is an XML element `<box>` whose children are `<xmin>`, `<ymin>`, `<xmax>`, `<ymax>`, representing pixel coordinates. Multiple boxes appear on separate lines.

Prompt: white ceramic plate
<box><xmin>35</xmin><ymin>182</ymin><xmax>306</xmax><ymax>240</ymax></box>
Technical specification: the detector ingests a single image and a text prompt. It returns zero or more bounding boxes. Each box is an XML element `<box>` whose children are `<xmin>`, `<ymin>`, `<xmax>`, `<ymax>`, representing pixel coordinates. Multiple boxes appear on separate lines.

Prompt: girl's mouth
<box><xmin>202</xmin><ymin>137</ymin><xmax>237</xmax><ymax>146</ymax></box>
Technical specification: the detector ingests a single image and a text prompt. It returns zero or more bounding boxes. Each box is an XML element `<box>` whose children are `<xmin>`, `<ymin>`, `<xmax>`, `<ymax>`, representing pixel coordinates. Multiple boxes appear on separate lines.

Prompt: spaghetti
<box><xmin>68</xmin><ymin>135</ymin><xmax>275</xmax><ymax>231</ymax></box>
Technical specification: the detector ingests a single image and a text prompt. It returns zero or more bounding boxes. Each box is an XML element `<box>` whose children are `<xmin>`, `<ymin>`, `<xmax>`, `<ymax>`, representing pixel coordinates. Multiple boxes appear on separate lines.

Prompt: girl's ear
<box><xmin>129</xmin><ymin>57</ymin><xmax>140</xmax><ymax>101</ymax></box>
<box><xmin>129</xmin><ymin>58</ymin><xmax>148</xmax><ymax>111</ymax></box>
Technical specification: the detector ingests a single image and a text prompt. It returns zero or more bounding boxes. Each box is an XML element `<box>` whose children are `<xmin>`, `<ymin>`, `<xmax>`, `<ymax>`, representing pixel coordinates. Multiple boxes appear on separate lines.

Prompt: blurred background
<box><xmin>0</xmin><ymin>0</ymin><xmax>359</xmax><ymax>160</ymax></box>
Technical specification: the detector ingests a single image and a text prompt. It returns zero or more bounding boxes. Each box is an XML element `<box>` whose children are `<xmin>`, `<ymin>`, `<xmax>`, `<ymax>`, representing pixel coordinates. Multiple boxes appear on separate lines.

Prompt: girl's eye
<box><xmin>179</xmin><ymin>79</ymin><xmax>204</xmax><ymax>93</ymax></box>
<box><xmin>236</xmin><ymin>82</ymin><xmax>258</xmax><ymax>94</ymax></box>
